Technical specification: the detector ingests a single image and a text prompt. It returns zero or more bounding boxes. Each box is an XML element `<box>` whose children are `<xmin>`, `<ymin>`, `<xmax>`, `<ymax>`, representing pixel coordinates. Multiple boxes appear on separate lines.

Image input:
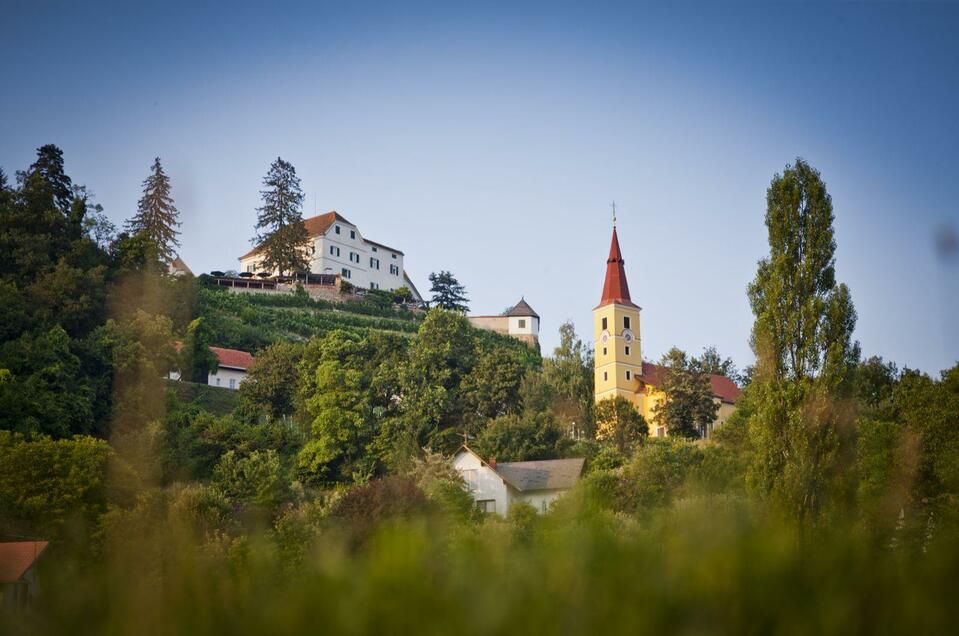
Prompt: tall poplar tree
<box><xmin>746</xmin><ymin>158</ymin><xmax>859</xmax><ymax>523</ymax></box>
<box><xmin>127</xmin><ymin>157</ymin><xmax>181</xmax><ymax>264</ymax></box>
<box><xmin>253</xmin><ymin>157</ymin><xmax>309</xmax><ymax>277</ymax></box>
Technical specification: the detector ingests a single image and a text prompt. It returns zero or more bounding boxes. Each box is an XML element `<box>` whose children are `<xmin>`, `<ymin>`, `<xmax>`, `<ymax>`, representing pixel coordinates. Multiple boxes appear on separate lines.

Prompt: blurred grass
<box><xmin>4</xmin><ymin>491</ymin><xmax>957</xmax><ymax>635</ymax></box>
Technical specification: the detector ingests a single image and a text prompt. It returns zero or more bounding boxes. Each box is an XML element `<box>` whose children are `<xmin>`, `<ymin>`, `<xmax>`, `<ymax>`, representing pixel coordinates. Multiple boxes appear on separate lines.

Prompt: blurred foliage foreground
<box><xmin>3</xmin><ymin>465</ymin><xmax>958</xmax><ymax>635</ymax></box>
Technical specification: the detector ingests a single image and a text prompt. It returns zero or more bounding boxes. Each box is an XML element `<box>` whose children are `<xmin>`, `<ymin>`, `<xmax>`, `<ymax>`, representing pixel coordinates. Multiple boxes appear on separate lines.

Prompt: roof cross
<box><xmin>611</xmin><ymin>201</ymin><xmax>617</xmax><ymax>227</ymax></box>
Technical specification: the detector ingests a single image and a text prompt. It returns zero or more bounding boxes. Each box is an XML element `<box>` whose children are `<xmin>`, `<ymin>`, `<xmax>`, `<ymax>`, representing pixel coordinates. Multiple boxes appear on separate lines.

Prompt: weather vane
<box><xmin>611</xmin><ymin>201</ymin><xmax>617</xmax><ymax>227</ymax></box>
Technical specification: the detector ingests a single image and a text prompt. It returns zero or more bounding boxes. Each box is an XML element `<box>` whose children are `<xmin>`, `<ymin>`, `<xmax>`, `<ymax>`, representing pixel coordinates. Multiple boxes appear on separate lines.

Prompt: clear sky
<box><xmin>2</xmin><ymin>0</ymin><xmax>957</xmax><ymax>374</ymax></box>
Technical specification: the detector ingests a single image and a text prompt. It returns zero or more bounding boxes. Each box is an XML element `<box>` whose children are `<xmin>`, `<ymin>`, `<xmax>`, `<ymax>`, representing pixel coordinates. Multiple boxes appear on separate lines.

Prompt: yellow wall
<box><xmin>593</xmin><ymin>302</ymin><xmax>644</xmax><ymax>408</ymax></box>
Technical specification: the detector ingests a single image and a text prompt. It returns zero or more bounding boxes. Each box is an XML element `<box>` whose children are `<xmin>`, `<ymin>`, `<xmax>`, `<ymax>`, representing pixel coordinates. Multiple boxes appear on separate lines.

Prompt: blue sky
<box><xmin>2</xmin><ymin>1</ymin><xmax>957</xmax><ymax>374</ymax></box>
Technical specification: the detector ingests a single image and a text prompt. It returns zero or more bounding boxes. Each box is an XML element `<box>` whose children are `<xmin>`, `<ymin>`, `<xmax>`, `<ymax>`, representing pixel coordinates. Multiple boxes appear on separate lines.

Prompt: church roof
<box><xmin>639</xmin><ymin>362</ymin><xmax>743</xmax><ymax>404</ymax></box>
<box><xmin>505</xmin><ymin>298</ymin><xmax>539</xmax><ymax>318</ymax></box>
<box><xmin>597</xmin><ymin>226</ymin><xmax>639</xmax><ymax>309</ymax></box>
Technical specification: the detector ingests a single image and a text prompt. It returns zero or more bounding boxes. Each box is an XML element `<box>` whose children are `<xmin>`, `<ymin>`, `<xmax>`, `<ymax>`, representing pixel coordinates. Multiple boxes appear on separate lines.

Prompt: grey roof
<box><xmin>505</xmin><ymin>298</ymin><xmax>539</xmax><ymax>318</ymax></box>
<box><xmin>494</xmin><ymin>457</ymin><xmax>585</xmax><ymax>492</ymax></box>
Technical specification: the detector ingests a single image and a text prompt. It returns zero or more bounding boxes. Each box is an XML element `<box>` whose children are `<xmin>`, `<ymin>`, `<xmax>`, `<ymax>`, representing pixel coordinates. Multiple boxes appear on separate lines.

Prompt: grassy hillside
<box><xmin>197</xmin><ymin>287</ymin><xmax>424</xmax><ymax>351</ymax></box>
<box><xmin>197</xmin><ymin>287</ymin><xmax>540</xmax><ymax>366</ymax></box>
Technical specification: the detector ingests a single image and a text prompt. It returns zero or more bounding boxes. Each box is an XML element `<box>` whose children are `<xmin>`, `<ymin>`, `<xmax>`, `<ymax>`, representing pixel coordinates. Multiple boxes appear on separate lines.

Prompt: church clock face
<box><xmin>600</xmin><ymin>331</ymin><xmax>610</xmax><ymax>344</ymax></box>
<box><xmin>622</xmin><ymin>329</ymin><xmax>634</xmax><ymax>342</ymax></box>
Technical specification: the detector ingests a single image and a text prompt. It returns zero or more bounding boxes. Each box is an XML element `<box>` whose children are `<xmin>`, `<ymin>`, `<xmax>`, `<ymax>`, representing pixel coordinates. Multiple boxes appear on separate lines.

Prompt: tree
<box><xmin>745</xmin><ymin>158</ymin><xmax>859</xmax><ymax>523</ymax></box>
<box><xmin>394</xmin><ymin>309</ymin><xmax>476</xmax><ymax>449</ymax></box>
<box><xmin>694</xmin><ymin>346</ymin><xmax>744</xmax><ymax>386</ymax></box>
<box><xmin>253</xmin><ymin>157</ymin><xmax>309</xmax><ymax>276</ymax></box>
<box><xmin>542</xmin><ymin>321</ymin><xmax>594</xmax><ymax>430</ymax></box>
<box><xmin>28</xmin><ymin>143</ymin><xmax>73</xmax><ymax>214</ymax></box>
<box><xmin>127</xmin><ymin>157</ymin><xmax>181</xmax><ymax>264</ymax></box>
<box><xmin>428</xmin><ymin>270</ymin><xmax>469</xmax><ymax>312</ymax></box>
<box><xmin>177</xmin><ymin>317</ymin><xmax>219</xmax><ymax>383</ymax></box>
<box><xmin>594</xmin><ymin>396</ymin><xmax>647</xmax><ymax>452</ymax></box>
<box><xmin>652</xmin><ymin>347</ymin><xmax>719</xmax><ymax>439</ymax></box>
<box><xmin>460</xmin><ymin>346</ymin><xmax>527</xmax><ymax>424</ymax></box>
<box><xmin>237</xmin><ymin>341</ymin><xmax>303</xmax><ymax>421</ymax></box>
<box><xmin>473</xmin><ymin>412</ymin><xmax>566</xmax><ymax>462</ymax></box>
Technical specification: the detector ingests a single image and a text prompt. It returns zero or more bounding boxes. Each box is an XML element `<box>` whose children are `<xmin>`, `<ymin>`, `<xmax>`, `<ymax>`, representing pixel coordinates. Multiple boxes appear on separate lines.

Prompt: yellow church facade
<box><xmin>593</xmin><ymin>225</ymin><xmax>741</xmax><ymax>437</ymax></box>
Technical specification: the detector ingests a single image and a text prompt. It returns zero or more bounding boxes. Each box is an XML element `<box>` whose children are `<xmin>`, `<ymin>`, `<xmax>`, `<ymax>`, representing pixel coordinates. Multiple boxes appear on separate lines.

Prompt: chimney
<box><xmin>489</xmin><ymin>457</ymin><xmax>497</xmax><ymax>469</ymax></box>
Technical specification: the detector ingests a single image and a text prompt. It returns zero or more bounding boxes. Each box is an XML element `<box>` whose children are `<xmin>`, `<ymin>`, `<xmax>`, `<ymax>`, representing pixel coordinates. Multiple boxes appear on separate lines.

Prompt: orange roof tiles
<box><xmin>0</xmin><ymin>541</ymin><xmax>48</xmax><ymax>583</ymax></box>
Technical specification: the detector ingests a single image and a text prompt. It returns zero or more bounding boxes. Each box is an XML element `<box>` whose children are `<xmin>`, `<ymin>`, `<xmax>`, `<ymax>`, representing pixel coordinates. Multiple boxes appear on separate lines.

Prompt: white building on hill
<box><xmin>453</xmin><ymin>446</ymin><xmax>585</xmax><ymax>516</ymax></box>
<box><xmin>468</xmin><ymin>298</ymin><xmax>540</xmax><ymax>346</ymax></box>
<box><xmin>238</xmin><ymin>211</ymin><xmax>421</xmax><ymax>299</ymax></box>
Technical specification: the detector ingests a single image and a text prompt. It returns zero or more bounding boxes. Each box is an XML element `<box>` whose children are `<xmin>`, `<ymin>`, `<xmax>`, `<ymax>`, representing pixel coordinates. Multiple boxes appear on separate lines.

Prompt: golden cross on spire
<box><xmin>611</xmin><ymin>201</ymin><xmax>617</xmax><ymax>227</ymax></box>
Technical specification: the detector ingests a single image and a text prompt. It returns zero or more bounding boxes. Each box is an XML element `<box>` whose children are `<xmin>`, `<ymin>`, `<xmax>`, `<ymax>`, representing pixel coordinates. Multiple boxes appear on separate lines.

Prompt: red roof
<box><xmin>598</xmin><ymin>226</ymin><xmax>639</xmax><ymax>309</ymax></box>
<box><xmin>210</xmin><ymin>346</ymin><xmax>255</xmax><ymax>370</ymax></box>
<box><xmin>638</xmin><ymin>362</ymin><xmax>742</xmax><ymax>403</ymax></box>
<box><xmin>239</xmin><ymin>211</ymin><xmax>352</xmax><ymax>260</ymax></box>
<box><xmin>0</xmin><ymin>541</ymin><xmax>48</xmax><ymax>583</ymax></box>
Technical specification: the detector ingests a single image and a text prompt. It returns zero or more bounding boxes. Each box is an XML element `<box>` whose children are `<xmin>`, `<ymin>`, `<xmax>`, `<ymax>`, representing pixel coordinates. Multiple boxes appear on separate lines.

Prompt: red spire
<box><xmin>598</xmin><ymin>226</ymin><xmax>639</xmax><ymax>308</ymax></box>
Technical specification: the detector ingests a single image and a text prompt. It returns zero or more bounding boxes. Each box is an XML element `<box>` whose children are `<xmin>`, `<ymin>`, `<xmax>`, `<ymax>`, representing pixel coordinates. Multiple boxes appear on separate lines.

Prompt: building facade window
<box><xmin>370</xmin><ymin>257</ymin><xmax>380</xmax><ymax>269</ymax></box>
<box><xmin>349</xmin><ymin>252</ymin><xmax>359</xmax><ymax>263</ymax></box>
<box><xmin>341</xmin><ymin>268</ymin><xmax>351</xmax><ymax>279</ymax></box>
<box><xmin>477</xmin><ymin>500</ymin><xmax>496</xmax><ymax>514</ymax></box>
<box><xmin>626</xmin><ymin>370</ymin><xmax>631</xmax><ymax>380</ymax></box>
<box><xmin>625</xmin><ymin>346</ymin><xmax>630</xmax><ymax>356</ymax></box>
<box><xmin>657</xmin><ymin>426</ymin><xmax>666</xmax><ymax>437</ymax></box>
<box><xmin>603</xmin><ymin>371</ymin><xmax>608</xmax><ymax>381</ymax></box>
<box><xmin>390</xmin><ymin>264</ymin><xmax>399</xmax><ymax>275</ymax></box>
<box><xmin>330</xmin><ymin>246</ymin><xmax>340</xmax><ymax>257</ymax></box>
<box><xmin>624</xmin><ymin>316</ymin><xmax>631</xmax><ymax>330</ymax></box>
<box><xmin>372</xmin><ymin>246</ymin><xmax>377</xmax><ymax>252</ymax></box>
<box><xmin>391</xmin><ymin>253</ymin><xmax>397</xmax><ymax>259</ymax></box>
<box><xmin>602</xmin><ymin>317</ymin><xmax>608</xmax><ymax>330</ymax></box>
<box><xmin>369</xmin><ymin>282</ymin><xmax>379</xmax><ymax>290</ymax></box>
<box><xmin>334</xmin><ymin>225</ymin><xmax>340</xmax><ymax>234</ymax></box>
<box><xmin>518</xmin><ymin>319</ymin><xmax>526</xmax><ymax>328</ymax></box>
<box><xmin>216</xmin><ymin>377</ymin><xmax>221</xmax><ymax>386</ymax></box>
<box><xmin>229</xmin><ymin>379</ymin><xmax>236</xmax><ymax>389</ymax></box>
<box><xmin>602</xmin><ymin>347</ymin><xmax>607</xmax><ymax>356</ymax></box>
<box><xmin>462</xmin><ymin>469</ymin><xmax>477</xmax><ymax>491</ymax></box>
<box><xmin>350</xmin><ymin>230</ymin><xmax>356</xmax><ymax>239</ymax></box>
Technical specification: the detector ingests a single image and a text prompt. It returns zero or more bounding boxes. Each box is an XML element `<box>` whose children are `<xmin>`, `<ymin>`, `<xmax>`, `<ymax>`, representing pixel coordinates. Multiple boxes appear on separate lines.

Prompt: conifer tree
<box><xmin>253</xmin><ymin>157</ymin><xmax>309</xmax><ymax>277</ymax></box>
<box><xmin>746</xmin><ymin>158</ymin><xmax>859</xmax><ymax>523</ymax></box>
<box><xmin>127</xmin><ymin>157</ymin><xmax>181</xmax><ymax>264</ymax></box>
<box><xmin>428</xmin><ymin>271</ymin><xmax>469</xmax><ymax>312</ymax></box>
<box><xmin>28</xmin><ymin>144</ymin><xmax>73</xmax><ymax>214</ymax></box>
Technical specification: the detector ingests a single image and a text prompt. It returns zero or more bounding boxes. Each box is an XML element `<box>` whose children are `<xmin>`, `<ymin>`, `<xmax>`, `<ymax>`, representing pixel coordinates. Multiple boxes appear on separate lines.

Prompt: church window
<box><xmin>625</xmin><ymin>346</ymin><xmax>630</xmax><ymax>356</ymax></box>
<box><xmin>602</xmin><ymin>347</ymin><xmax>607</xmax><ymax>356</ymax></box>
<box><xmin>624</xmin><ymin>316</ymin><xmax>631</xmax><ymax>330</ymax></box>
<box><xmin>603</xmin><ymin>371</ymin><xmax>608</xmax><ymax>381</ymax></box>
<box><xmin>602</xmin><ymin>317</ymin><xmax>608</xmax><ymax>330</ymax></box>
<box><xmin>626</xmin><ymin>370</ymin><xmax>631</xmax><ymax>380</ymax></box>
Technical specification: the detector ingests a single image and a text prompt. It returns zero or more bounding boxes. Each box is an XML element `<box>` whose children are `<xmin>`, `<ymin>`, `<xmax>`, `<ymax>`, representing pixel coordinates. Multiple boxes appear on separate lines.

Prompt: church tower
<box><xmin>593</xmin><ymin>223</ymin><xmax>643</xmax><ymax>408</ymax></box>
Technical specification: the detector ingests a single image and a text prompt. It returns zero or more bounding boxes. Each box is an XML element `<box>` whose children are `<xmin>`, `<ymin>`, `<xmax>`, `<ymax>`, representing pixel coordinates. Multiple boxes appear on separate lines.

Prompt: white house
<box><xmin>467</xmin><ymin>298</ymin><xmax>540</xmax><ymax>346</ymax></box>
<box><xmin>238</xmin><ymin>211</ymin><xmax>421</xmax><ymax>299</ymax></box>
<box><xmin>169</xmin><ymin>344</ymin><xmax>254</xmax><ymax>390</ymax></box>
<box><xmin>206</xmin><ymin>346</ymin><xmax>254</xmax><ymax>390</ymax></box>
<box><xmin>452</xmin><ymin>446</ymin><xmax>585</xmax><ymax>516</ymax></box>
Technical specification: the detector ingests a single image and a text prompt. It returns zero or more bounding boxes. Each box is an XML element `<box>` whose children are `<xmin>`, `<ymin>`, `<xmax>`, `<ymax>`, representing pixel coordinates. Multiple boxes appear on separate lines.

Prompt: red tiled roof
<box><xmin>239</xmin><ymin>211</ymin><xmax>352</xmax><ymax>260</ymax></box>
<box><xmin>210</xmin><ymin>346</ymin><xmax>254</xmax><ymax>370</ymax></box>
<box><xmin>597</xmin><ymin>227</ymin><xmax>639</xmax><ymax>309</ymax></box>
<box><xmin>639</xmin><ymin>362</ymin><xmax>743</xmax><ymax>404</ymax></box>
<box><xmin>0</xmin><ymin>541</ymin><xmax>48</xmax><ymax>583</ymax></box>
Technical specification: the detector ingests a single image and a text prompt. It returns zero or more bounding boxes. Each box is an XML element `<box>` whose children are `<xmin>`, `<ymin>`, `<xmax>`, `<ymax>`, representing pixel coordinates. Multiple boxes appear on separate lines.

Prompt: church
<box><xmin>593</xmin><ymin>224</ymin><xmax>742</xmax><ymax>438</ymax></box>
